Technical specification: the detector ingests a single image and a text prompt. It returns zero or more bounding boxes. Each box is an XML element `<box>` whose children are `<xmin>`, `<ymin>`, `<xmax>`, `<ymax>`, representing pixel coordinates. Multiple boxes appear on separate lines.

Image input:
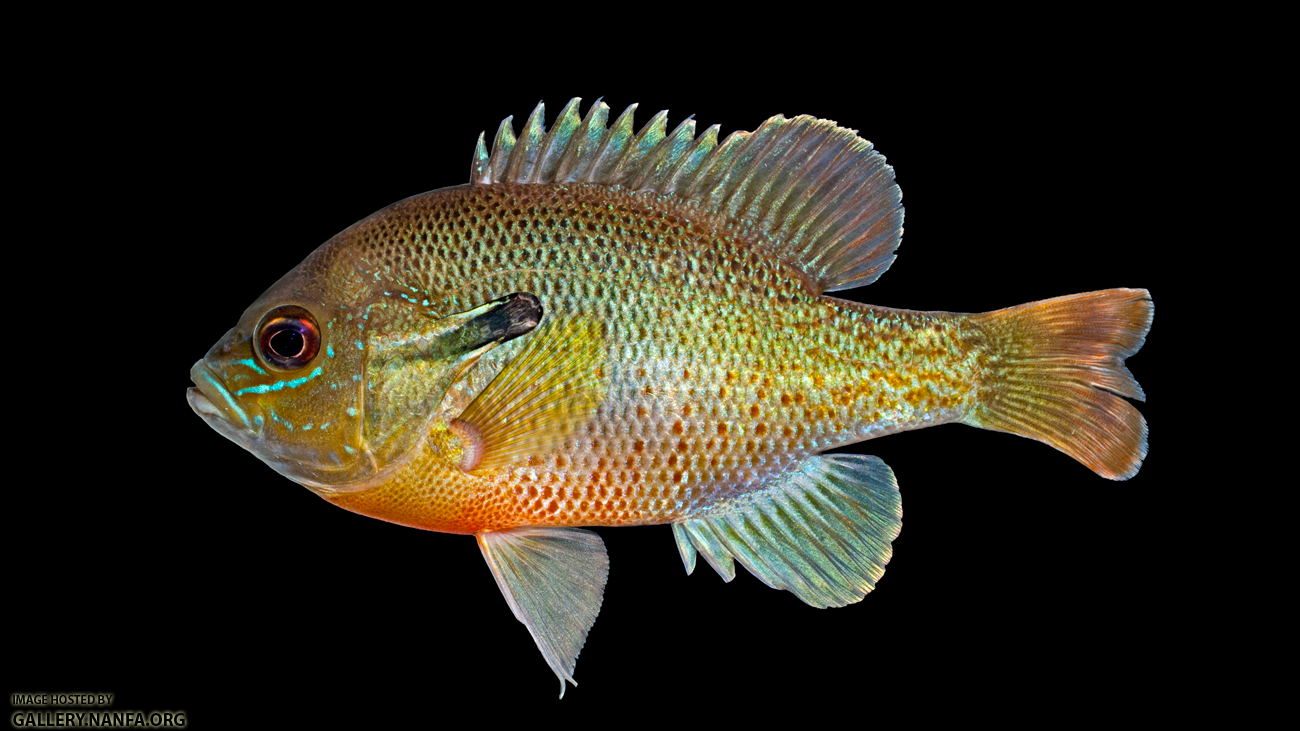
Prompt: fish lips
<box><xmin>188</xmin><ymin>359</ymin><xmax>262</xmax><ymax>446</ymax></box>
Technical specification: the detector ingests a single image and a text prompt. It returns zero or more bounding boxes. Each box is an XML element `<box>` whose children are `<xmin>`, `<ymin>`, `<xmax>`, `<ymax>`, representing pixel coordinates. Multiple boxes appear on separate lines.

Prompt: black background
<box><xmin>10</xmin><ymin>43</ymin><xmax>1191</xmax><ymax>727</ymax></box>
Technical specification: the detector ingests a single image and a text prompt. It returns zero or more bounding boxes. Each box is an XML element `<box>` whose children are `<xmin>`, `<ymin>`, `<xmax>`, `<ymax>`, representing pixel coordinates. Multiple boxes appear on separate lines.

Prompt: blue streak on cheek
<box><xmin>347</xmin><ymin>407</ymin><xmax>357</xmax><ymax>417</ymax></box>
<box><xmin>355</xmin><ymin>340</ymin><xmax>363</xmax><ymax>350</ymax></box>
<box><xmin>269</xmin><ymin>409</ymin><xmax>293</xmax><ymax>431</ymax></box>
<box><xmin>327</xmin><ymin>343</ymin><xmax>335</xmax><ymax>358</ymax></box>
<box><xmin>287</xmin><ymin>367</ymin><xmax>324</xmax><ymax>388</ymax></box>
<box><xmin>303</xmin><ymin>423</ymin><xmax>314</xmax><ymax>430</ymax></box>
<box><xmin>254</xmin><ymin>414</ymin><xmax>264</xmax><ymax>427</ymax></box>
<box><xmin>233</xmin><ymin>367</ymin><xmax>324</xmax><ymax>396</ymax></box>
<box><xmin>233</xmin><ymin>358</ymin><xmax>267</xmax><ymax>375</ymax></box>
<box><xmin>343</xmin><ymin>445</ymin><xmax>356</xmax><ymax>454</ymax></box>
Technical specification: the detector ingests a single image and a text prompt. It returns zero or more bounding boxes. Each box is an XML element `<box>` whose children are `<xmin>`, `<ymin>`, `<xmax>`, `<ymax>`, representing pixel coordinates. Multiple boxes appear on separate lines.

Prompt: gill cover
<box><xmin>361</xmin><ymin>292</ymin><xmax>543</xmax><ymax>474</ymax></box>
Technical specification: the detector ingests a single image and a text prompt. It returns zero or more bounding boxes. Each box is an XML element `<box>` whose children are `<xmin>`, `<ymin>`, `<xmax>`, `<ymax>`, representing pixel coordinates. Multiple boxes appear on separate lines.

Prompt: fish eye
<box><xmin>255</xmin><ymin>305</ymin><xmax>320</xmax><ymax>371</ymax></box>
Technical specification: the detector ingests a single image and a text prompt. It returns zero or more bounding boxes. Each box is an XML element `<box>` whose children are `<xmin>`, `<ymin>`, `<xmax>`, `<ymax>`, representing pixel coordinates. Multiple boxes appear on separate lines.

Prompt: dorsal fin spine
<box><xmin>610</xmin><ymin>109</ymin><xmax>667</xmax><ymax>183</ymax></box>
<box><xmin>586</xmin><ymin>103</ymin><xmax>637</xmax><ymax>183</ymax></box>
<box><xmin>682</xmin><ymin>130</ymin><xmax>747</xmax><ymax>206</ymax></box>
<box><xmin>628</xmin><ymin>116</ymin><xmax>695</xmax><ymax>191</ymax></box>
<box><xmin>554</xmin><ymin>99</ymin><xmax>608</xmax><ymax>182</ymax></box>
<box><xmin>488</xmin><ymin>116</ymin><xmax>516</xmax><ymax>182</ymax></box>
<box><xmin>531</xmin><ymin>98</ymin><xmax>581</xmax><ymax>184</ymax></box>
<box><xmin>504</xmin><ymin>102</ymin><xmax>545</xmax><ymax>183</ymax></box>
<box><xmin>660</xmin><ymin>123</ymin><xmax>719</xmax><ymax>194</ymax></box>
<box><xmin>471</xmin><ymin>132</ymin><xmax>490</xmax><ymax>184</ymax></box>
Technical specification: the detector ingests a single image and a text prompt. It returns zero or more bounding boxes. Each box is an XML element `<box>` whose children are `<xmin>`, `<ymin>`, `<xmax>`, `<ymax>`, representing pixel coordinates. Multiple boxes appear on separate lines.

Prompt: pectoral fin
<box><xmin>451</xmin><ymin>317</ymin><xmax>607</xmax><ymax>474</ymax></box>
<box><xmin>673</xmin><ymin>454</ymin><xmax>902</xmax><ymax>608</ymax></box>
<box><xmin>477</xmin><ymin>527</ymin><xmax>610</xmax><ymax>698</ymax></box>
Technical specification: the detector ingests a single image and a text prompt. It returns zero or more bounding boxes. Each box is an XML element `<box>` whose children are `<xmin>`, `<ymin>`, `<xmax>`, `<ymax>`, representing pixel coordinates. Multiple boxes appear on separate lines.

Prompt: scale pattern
<box><xmin>327</xmin><ymin>183</ymin><xmax>978</xmax><ymax>533</ymax></box>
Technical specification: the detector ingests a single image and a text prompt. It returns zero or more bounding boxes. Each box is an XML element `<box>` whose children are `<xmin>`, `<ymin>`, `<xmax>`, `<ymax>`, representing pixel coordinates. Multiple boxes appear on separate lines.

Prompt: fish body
<box><xmin>189</xmin><ymin>98</ymin><xmax>1152</xmax><ymax>696</ymax></box>
<box><xmin>322</xmin><ymin>182</ymin><xmax>970</xmax><ymax>534</ymax></box>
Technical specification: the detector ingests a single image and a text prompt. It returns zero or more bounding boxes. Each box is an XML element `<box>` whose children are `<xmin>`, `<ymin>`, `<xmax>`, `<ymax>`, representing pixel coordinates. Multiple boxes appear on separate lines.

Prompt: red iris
<box><xmin>256</xmin><ymin>305</ymin><xmax>320</xmax><ymax>371</ymax></box>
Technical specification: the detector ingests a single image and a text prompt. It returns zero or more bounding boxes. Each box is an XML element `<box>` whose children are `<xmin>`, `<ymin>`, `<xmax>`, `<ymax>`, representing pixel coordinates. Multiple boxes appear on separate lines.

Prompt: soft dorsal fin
<box><xmin>470</xmin><ymin>98</ymin><xmax>904</xmax><ymax>293</ymax></box>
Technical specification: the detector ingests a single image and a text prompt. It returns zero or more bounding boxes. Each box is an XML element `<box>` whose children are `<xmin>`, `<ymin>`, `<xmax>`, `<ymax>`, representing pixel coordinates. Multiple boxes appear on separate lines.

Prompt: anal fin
<box><xmin>673</xmin><ymin>454</ymin><xmax>902</xmax><ymax>608</ymax></box>
<box><xmin>477</xmin><ymin>527</ymin><xmax>609</xmax><ymax>698</ymax></box>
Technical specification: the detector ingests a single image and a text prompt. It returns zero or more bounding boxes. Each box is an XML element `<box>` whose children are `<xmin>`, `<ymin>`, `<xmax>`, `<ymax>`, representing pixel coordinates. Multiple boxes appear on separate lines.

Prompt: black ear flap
<box><xmin>461</xmin><ymin>292</ymin><xmax>543</xmax><ymax>350</ymax></box>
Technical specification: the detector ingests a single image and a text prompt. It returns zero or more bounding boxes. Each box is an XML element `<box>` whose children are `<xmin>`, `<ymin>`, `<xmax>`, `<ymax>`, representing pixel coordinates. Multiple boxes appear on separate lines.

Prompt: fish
<box><xmin>188</xmin><ymin>97</ymin><xmax>1152</xmax><ymax>697</ymax></box>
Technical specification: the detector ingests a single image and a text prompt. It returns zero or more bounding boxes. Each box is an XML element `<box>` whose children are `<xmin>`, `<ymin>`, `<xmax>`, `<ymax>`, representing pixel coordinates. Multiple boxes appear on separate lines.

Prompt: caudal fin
<box><xmin>965</xmin><ymin>289</ymin><xmax>1153</xmax><ymax>480</ymax></box>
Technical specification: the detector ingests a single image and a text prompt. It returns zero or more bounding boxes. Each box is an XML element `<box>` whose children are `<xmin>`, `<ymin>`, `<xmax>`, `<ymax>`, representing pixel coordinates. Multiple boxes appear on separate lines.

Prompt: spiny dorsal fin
<box><xmin>470</xmin><ymin>98</ymin><xmax>904</xmax><ymax>293</ymax></box>
<box><xmin>450</xmin><ymin>316</ymin><xmax>607</xmax><ymax>474</ymax></box>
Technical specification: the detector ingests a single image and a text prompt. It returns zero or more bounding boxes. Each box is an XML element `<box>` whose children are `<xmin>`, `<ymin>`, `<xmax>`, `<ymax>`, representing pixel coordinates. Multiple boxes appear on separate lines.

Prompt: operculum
<box><xmin>362</xmin><ymin>293</ymin><xmax>542</xmax><ymax>472</ymax></box>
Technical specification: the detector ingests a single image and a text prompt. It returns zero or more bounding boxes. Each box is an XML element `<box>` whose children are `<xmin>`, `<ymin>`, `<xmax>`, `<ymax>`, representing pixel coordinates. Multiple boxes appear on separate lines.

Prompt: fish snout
<box><xmin>188</xmin><ymin>359</ymin><xmax>257</xmax><ymax>435</ymax></box>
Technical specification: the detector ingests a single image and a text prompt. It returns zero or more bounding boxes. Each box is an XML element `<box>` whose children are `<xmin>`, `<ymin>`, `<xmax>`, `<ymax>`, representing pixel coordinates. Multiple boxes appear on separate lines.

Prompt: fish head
<box><xmin>187</xmin><ymin>262</ymin><xmax>381</xmax><ymax>494</ymax></box>
<box><xmin>189</xmin><ymin>257</ymin><xmax>543</xmax><ymax>496</ymax></box>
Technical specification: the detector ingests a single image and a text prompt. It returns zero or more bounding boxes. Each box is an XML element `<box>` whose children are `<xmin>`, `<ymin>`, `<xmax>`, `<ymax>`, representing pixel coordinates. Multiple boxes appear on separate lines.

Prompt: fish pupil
<box><xmin>255</xmin><ymin>306</ymin><xmax>320</xmax><ymax>370</ymax></box>
<box><xmin>269</xmin><ymin>328</ymin><xmax>305</xmax><ymax>358</ymax></box>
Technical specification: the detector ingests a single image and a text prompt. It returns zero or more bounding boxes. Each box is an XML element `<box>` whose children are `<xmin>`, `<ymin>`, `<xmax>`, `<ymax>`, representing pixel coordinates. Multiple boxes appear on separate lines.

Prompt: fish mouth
<box><xmin>189</xmin><ymin>360</ymin><xmax>259</xmax><ymax>441</ymax></box>
<box><xmin>187</xmin><ymin>359</ymin><xmax>385</xmax><ymax>496</ymax></box>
